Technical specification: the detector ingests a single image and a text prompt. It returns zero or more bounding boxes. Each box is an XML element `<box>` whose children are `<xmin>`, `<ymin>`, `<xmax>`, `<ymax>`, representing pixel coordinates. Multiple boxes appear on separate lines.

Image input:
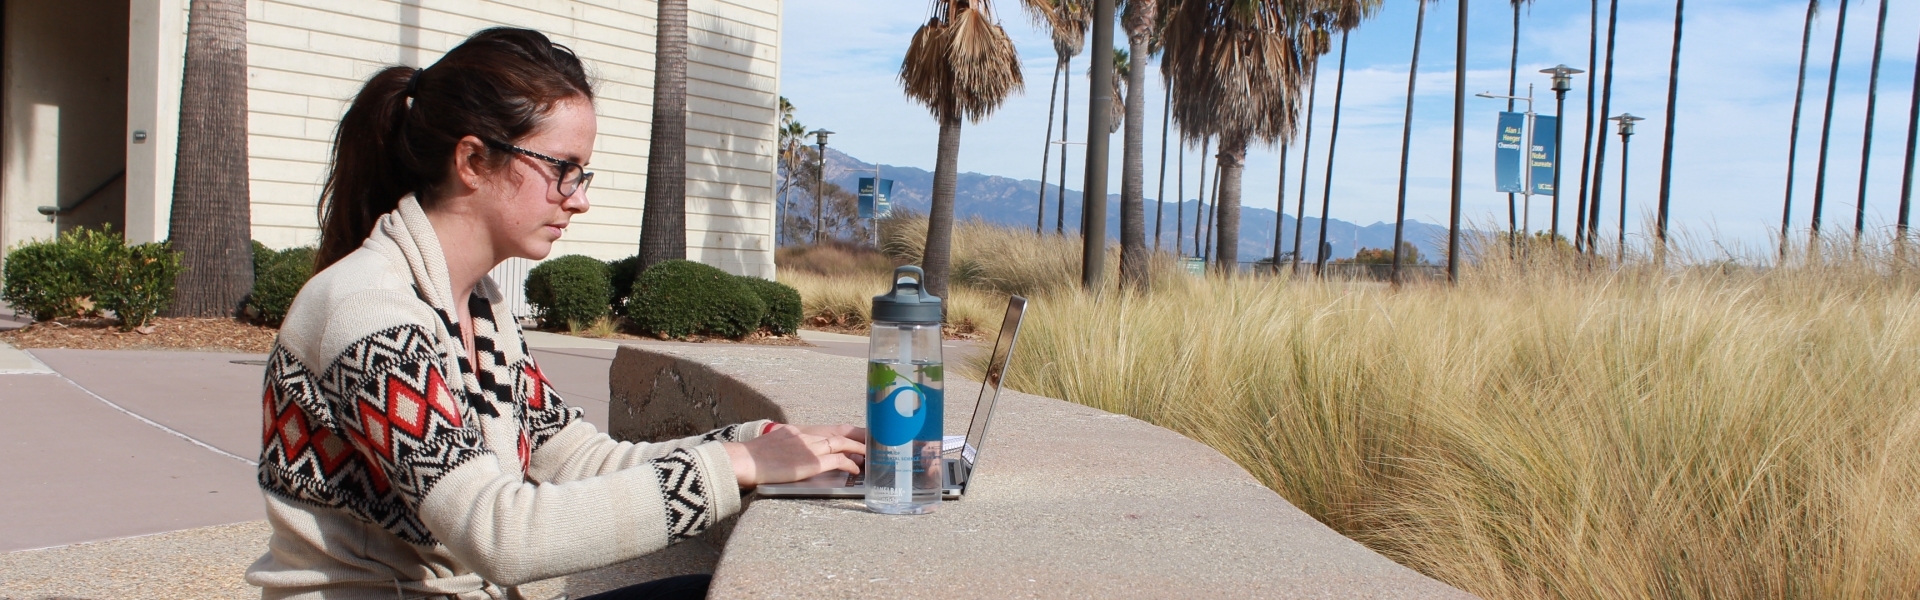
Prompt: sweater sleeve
<box><xmin>319</xmin><ymin>325</ymin><xmax>743</xmax><ymax>585</ymax></box>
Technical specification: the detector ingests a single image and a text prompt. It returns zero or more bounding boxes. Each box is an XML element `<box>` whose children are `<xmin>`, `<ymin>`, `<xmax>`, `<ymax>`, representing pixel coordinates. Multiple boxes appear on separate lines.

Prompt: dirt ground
<box><xmin>0</xmin><ymin>317</ymin><xmax>278</xmax><ymax>354</ymax></box>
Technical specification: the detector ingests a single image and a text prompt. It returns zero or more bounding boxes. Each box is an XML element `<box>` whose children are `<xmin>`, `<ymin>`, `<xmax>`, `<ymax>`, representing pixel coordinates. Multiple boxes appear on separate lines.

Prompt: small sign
<box><xmin>1495</xmin><ymin>112</ymin><xmax>1526</xmax><ymax>193</ymax></box>
<box><xmin>1530</xmin><ymin>115</ymin><xmax>1557</xmax><ymax>197</ymax></box>
<box><xmin>858</xmin><ymin>177</ymin><xmax>894</xmax><ymax>219</ymax></box>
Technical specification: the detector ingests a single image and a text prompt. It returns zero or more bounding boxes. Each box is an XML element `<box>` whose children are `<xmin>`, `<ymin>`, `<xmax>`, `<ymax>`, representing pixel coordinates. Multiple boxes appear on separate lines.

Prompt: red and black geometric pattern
<box><xmin>650</xmin><ymin>448</ymin><xmax>713</xmax><ymax>541</ymax></box>
<box><xmin>513</xmin><ymin>358</ymin><xmax>579</xmax><ymax>450</ymax></box>
<box><xmin>259</xmin><ymin>325</ymin><xmax>487</xmax><ymax>546</ymax></box>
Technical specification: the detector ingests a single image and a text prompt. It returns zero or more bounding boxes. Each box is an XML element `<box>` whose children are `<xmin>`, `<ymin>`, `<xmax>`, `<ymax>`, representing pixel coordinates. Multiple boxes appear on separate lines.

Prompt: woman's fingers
<box><xmin>822</xmin><ymin>435</ymin><xmax>864</xmax><ymax>456</ymax></box>
<box><xmin>821</xmin><ymin>452</ymin><xmax>861</xmax><ymax>475</ymax></box>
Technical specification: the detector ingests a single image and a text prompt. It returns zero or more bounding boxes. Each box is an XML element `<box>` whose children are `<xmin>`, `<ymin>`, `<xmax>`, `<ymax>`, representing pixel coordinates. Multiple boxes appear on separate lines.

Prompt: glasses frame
<box><xmin>483</xmin><ymin>138</ymin><xmax>594</xmax><ymax>198</ymax></box>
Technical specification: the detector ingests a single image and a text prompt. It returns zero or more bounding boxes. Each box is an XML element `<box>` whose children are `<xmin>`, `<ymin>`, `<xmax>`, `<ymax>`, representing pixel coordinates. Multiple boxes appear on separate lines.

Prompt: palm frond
<box><xmin>902</xmin><ymin>2</ymin><xmax>1025</xmax><ymax>123</ymax></box>
<box><xmin>1159</xmin><ymin>0</ymin><xmax>1318</xmax><ymax>149</ymax></box>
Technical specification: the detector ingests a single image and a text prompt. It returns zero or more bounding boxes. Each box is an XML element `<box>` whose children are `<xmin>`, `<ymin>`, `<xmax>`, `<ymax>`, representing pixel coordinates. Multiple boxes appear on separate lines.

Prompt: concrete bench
<box><xmin>607</xmin><ymin>343</ymin><xmax>1472</xmax><ymax>598</ymax></box>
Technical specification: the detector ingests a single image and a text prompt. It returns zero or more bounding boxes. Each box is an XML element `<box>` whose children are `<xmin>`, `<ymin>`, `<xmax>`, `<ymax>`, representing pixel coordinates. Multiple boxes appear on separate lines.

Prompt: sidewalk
<box><xmin>0</xmin><ymin>327</ymin><xmax>913</xmax><ymax>598</ymax></box>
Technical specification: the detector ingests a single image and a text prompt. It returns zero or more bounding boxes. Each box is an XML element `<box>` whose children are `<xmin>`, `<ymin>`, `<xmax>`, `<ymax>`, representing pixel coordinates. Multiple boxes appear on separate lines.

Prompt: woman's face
<box><xmin>483</xmin><ymin>96</ymin><xmax>596</xmax><ymax>262</ymax></box>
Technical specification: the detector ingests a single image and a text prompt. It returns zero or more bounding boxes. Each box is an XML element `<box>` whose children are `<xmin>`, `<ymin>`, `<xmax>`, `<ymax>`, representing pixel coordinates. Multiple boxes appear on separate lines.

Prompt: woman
<box><xmin>246</xmin><ymin>28</ymin><xmax>864</xmax><ymax>599</ymax></box>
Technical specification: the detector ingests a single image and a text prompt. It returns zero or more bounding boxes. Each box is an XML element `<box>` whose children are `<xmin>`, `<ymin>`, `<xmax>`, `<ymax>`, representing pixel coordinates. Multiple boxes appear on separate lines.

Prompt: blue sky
<box><xmin>779</xmin><ymin>0</ymin><xmax>1920</xmax><ymax>255</ymax></box>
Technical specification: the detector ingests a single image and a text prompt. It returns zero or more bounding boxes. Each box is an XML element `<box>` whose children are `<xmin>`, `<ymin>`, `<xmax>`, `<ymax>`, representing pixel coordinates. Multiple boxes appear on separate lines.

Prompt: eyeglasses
<box><xmin>483</xmin><ymin>139</ymin><xmax>594</xmax><ymax>198</ymax></box>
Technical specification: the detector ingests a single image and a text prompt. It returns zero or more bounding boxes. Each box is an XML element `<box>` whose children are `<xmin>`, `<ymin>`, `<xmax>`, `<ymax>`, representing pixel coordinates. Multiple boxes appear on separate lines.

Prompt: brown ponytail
<box><xmin>315</xmin><ymin>28</ymin><xmax>593</xmax><ymax>270</ymax></box>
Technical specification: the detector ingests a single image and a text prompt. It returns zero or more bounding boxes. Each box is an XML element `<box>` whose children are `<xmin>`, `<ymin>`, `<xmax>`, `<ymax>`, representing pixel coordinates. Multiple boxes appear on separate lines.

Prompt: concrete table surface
<box><xmin>609</xmin><ymin>344</ymin><xmax>1474</xmax><ymax>599</ymax></box>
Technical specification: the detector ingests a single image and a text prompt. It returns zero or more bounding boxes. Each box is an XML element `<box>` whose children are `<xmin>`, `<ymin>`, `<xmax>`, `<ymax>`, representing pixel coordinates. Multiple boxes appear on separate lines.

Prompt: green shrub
<box><xmin>739</xmin><ymin>276</ymin><xmax>802</xmax><ymax>335</ymax></box>
<box><xmin>607</xmin><ymin>255</ymin><xmax>642</xmax><ymax>314</ymax></box>
<box><xmin>625</xmin><ymin>260</ymin><xmax>765</xmax><ymax>339</ymax></box>
<box><xmin>91</xmin><ymin>241</ymin><xmax>183</xmax><ymax>330</ymax></box>
<box><xmin>2</xmin><ymin>238</ymin><xmax>89</xmax><ymax>321</ymax></box>
<box><xmin>248</xmin><ymin>244</ymin><xmax>315</xmax><ymax>327</ymax></box>
<box><xmin>2</xmin><ymin>226</ymin><xmax>181</xmax><ymax>329</ymax></box>
<box><xmin>525</xmin><ymin>254</ymin><xmax>612</xmax><ymax>330</ymax></box>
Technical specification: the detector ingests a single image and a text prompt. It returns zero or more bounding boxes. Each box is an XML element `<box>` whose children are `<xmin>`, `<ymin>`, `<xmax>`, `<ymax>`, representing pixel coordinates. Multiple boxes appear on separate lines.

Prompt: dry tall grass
<box><xmin>993</xmin><ymin>240</ymin><xmax>1920</xmax><ymax>598</ymax></box>
<box><xmin>789</xmin><ymin>219</ymin><xmax>1920</xmax><ymax>597</ymax></box>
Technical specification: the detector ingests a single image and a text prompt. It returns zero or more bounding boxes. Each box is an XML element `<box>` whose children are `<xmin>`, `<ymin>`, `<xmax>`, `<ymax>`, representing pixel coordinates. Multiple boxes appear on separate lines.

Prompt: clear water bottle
<box><xmin>865</xmin><ymin>265</ymin><xmax>944</xmax><ymax>515</ymax></box>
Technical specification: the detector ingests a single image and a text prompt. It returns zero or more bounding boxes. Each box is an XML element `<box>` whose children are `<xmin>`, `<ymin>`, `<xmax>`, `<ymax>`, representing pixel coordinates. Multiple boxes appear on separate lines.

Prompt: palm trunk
<box><xmin>1056</xmin><ymin>65</ymin><xmax>1073</xmax><ymax>235</ymax></box>
<box><xmin>1176</xmin><ymin>140</ymin><xmax>1185</xmax><ymax>257</ymax></box>
<box><xmin>1393</xmin><ymin>0</ymin><xmax>1431</xmax><ymax>284</ymax></box>
<box><xmin>1204</xmin><ymin>146</ymin><xmax>1219</xmax><ymax>265</ymax></box>
<box><xmin>1273</xmin><ymin>142</ymin><xmax>1289</xmax><ymax>266</ymax></box>
<box><xmin>167</xmin><ymin>0</ymin><xmax>252</xmax><ymax>317</ymax></box>
<box><xmin>1119</xmin><ymin>31</ymin><xmax>1150</xmax><ymax>291</ymax></box>
<box><xmin>1811</xmin><ymin>0</ymin><xmax>1853</xmax><ymax>243</ymax></box>
<box><xmin>1315</xmin><ymin>31</ymin><xmax>1351</xmax><ymax>276</ymax></box>
<box><xmin>924</xmin><ymin>115</ymin><xmax>963</xmax><ymax>301</ymax></box>
<box><xmin>1292</xmin><ymin>70</ymin><xmax>1320</xmax><ymax>275</ymax></box>
<box><xmin>640</xmin><ymin>0</ymin><xmax>691</xmax><ymax>271</ymax></box>
<box><xmin>1587</xmin><ymin>0</ymin><xmax>1621</xmax><ymax>253</ymax></box>
<box><xmin>1781</xmin><ymin>0</ymin><xmax>1818</xmax><ymax>259</ymax></box>
<box><xmin>1900</xmin><ymin>26</ymin><xmax>1920</xmax><ymax>248</ymax></box>
<box><xmin>1447</xmin><ymin>0</ymin><xmax>1469</xmax><ymax>282</ymax></box>
<box><xmin>1505</xmin><ymin>3</ymin><xmax>1520</xmax><ymax>244</ymax></box>
<box><xmin>1036</xmin><ymin>58</ymin><xmax>1064</xmax><ymax>234</ymax></box>
<box><xmin>1855</xmin><ymin>0</ymin><xmax>1890</xmax><ymax>237</ymax></box>
<box><xmin>1653</xmin><ymin>0</ymin><xmax>1685</xmax><ymax>260</ymax></box>
<box><xmin>1155</xmin><ymin>79</ymin><xmax>1172</xmax><ymax>252</ymax></box>
<box><xmin>1194</xmin><ymin>136</ymin><xmax>1210</xmax><ymax>257</ymax></box>
<box><xmin>1214</xmin><ymin>141</ymin><xmax>1245</xmax><ymax>273</ymax></box>
<box><xmin>1575</xmin><ymin>0</ymin><xmax>1599</xmax><ymax>253</ymax></box>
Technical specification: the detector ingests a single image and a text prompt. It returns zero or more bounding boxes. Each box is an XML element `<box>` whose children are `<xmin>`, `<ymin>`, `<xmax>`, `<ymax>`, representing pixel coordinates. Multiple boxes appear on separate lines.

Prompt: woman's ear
<box><xmin>450</xmin><ymin>135</ymin><xmax>490</xmax><ymax>193</ymax></box>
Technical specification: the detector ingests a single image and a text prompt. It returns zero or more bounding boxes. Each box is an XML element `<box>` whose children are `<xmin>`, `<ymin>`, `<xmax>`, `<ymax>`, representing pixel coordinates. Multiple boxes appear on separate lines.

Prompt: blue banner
<box><xmin>1530</xmin><ymin>115</ymin><xmax>1558</xmax><ymax>197</ymax></box>
<box><xmin>858</xmin><ymin>177</ymin><xmax>894</xmax><ymax>219</ymax></box>
<box><xmin>1495</xmin><ymin>112</ymin><xmax>1526</xmax><ymax>193</ymax></box>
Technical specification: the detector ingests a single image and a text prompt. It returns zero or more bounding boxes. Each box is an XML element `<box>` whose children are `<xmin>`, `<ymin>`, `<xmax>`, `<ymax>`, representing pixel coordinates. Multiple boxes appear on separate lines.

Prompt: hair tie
<box><xmin>403</xmin><ymin>68</ymin><xmax>422</xmax><ymax>98</ymax></box>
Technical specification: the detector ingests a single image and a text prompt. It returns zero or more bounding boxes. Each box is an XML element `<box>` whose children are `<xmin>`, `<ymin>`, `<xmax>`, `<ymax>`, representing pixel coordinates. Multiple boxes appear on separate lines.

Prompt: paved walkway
<box><xmin>0</xmin><ymin>327</ymin><xmax>907</xmax><ymax>598</ymax></box>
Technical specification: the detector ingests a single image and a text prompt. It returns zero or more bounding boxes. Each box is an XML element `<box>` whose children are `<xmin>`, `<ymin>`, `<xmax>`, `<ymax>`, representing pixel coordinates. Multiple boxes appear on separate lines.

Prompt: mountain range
<box><xmin>788</xmin><ymin>149</ymin><xmax>1450</xmax><ymax>263</ymax></box>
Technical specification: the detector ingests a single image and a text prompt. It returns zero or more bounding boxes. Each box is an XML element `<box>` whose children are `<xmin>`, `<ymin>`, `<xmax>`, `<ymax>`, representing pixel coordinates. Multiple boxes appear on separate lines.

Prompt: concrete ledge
<box><xmin>609</xmin><ymin>344</ymin><xmax>1473</xmax><ymax>598</ymax></box>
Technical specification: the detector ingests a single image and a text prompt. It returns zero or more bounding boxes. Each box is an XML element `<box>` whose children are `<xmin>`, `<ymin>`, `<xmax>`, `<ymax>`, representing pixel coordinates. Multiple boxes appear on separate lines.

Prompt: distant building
<box><xmin>1</xmin><ymin>0</ymin><xmax>781</xmax><ymax>306</ymax></box>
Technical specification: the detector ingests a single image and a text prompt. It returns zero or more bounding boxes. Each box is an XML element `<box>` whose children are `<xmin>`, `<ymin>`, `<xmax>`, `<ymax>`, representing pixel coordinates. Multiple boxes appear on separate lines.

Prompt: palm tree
<box><xmin>1810</xmin><ymin>0</ymin><xmax>1854</xmax><ymax>244</ymax></box>
<box><xmin>1313</xmin><ymin>30</ymin><xmax>1352</xmax><ymax>275</ymax></box>
<box><xmin>1446</xmin><ymin>0</ymin><xmax>1469</xmax><ymax>281</ymax></box>
<box><xmin>776</xmin><ymin>98</ymin><xmax>809</xmax><ymax>245</ymax></box>
<box><xmin>167</xmin><ymin>0</ymin><xmax>252</xmax><ymax>317</ymax></box>
<box><xmin>1311</xmin><ymin>0</ymin><xmax>1380</xmax><ymax>275</ymax></box>
<box><xmin>1290</xmin><ymin>58</ymin><xmax>1323</xmax><ymax>274</ymax></box>
<box><xmin>1193</xmin><ymin>136</ymin><xmax>1209</xmax><ymax>257</ymax></box>
<box><xmin>1574</xmin><ymin>0</ymin><xmax>1599</xmax><ymax>253</ymax></box>
<box><xmin>1900</xmin><ymin>25</ymin><xmax>1920</xmax><ymax>247</ymax></box>
<box><xmin>1853</xmin><ymin>0</ymin><xmax>1890</xmax><ymax>237</ymax></box>
<box><xmin>1155</xmin><ymin>76</ymin><xmax>1173</xmax><ymax>251</ymax></box>
<box><xmin>1162</xmin><ymin>0</ymin><xmax>1330</xmax><ymax>274</ymax></box>
<box><xmin>1652</xmin><ymin>0</ymin><xmax>1686</xmax><ymax>258</ymax></box>
<box><xmin>640</xmin><ymin>0</ymin><xmax>690</xmax><ymax>272</ymax></box>
<box><xmin>1119</xmin><ymin>0</ymin><xmax>1160</xmax><ymax>291</ymax></box>
<box><xmin>1391</xmin><ymin>0</ymin><xmax>1434</xmax><ymax>284</ymax></box>
<box><xmin>901</xmin><ymin>0</ymin><xmax>1023</xmax><ymax>300</ymax></box>
<box><xmin>1585</xmin><ymin>0</ymin><xmax>1621</xmax><ymax>254</ymax></box>
<box><xmin>1780</xmin><ymin>0</ymin><xmax>1821</xmax><ymax>259</ymax></box>
<box><xmin>1022</xmin><ymin>0</ymin><xmax>1088</xmax><ymax>234</ymax></box>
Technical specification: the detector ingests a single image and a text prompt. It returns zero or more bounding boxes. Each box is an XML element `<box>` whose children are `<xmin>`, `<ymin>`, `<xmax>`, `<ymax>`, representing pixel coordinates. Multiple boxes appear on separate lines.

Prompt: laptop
<box><xmin>755</xmin><ymin>295</ymin><xmax>1027</xmax><ymax>500</ymax></box>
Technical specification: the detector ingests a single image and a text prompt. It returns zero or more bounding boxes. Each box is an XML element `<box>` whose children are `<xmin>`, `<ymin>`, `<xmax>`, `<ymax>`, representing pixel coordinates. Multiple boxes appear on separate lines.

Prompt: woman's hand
<box><xmin>723</xmin><ymin>424</ymin><xmax>865</xmax><ymax>489</ymax></box>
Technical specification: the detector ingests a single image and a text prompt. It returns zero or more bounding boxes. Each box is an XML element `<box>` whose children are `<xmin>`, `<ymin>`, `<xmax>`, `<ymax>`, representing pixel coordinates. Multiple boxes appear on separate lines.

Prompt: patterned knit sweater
<box><xmin>246</xmin><ymin>198</ymin><xmax>767</xmax><ymax>599</ymax></box>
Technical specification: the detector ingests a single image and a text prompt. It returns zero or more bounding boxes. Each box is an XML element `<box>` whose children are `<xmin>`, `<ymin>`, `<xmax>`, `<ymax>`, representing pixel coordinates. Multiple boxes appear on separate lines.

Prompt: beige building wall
<box><xmin>1</xmin><ymin>1</ymin><xmax>132</xmax><ymax>253</ymax></box>
<box><xmin>118</xmin><ymin>0</ymin><xmax>780</xmax><ymax>277</ymax></box>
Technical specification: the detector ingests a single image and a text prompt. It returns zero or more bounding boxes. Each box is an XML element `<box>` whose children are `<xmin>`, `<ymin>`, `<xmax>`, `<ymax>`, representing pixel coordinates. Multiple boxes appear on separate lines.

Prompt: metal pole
<box><xmin>814</xmin><ymin>136</ymin><xmax>828</xmax><ymax>245</ymax></box>
<box><xmin>1552</xmin><ymin>90</ymin><xmax>1567</xmax><ymax>240</ymax></box>
<box><xmin>1080</xmin><ymin>0</ymin><xmax>1115</xmax><ymax>291</ymax></box>
<box><xmin>1619</xmin><ymin>128</ymin><xmax>1632</xmax><ymax>263</ymax></box>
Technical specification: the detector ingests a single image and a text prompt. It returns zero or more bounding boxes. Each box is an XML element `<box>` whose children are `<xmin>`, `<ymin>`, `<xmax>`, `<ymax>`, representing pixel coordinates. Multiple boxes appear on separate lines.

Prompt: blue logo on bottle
<box><xmin>867</xmin><ymin>362</ymin><xmax>942</xmax><ymax>447</ymax></box>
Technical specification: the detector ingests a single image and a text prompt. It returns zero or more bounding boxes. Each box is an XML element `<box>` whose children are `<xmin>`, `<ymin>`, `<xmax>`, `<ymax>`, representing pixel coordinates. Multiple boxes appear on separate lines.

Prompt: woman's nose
<box><xmin>563</xmin><ymin>188</ymin><xmax>590</xmax><ymax>214</ymax></box>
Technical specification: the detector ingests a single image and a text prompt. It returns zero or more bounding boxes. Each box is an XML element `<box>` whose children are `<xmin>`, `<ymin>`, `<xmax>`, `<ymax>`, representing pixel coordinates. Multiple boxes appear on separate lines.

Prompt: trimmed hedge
<box><xmin>248</xmin><ymin>243</ymin><xmax>316</xmax><ymax>327</ymax></box>
<box><xmin>1</xmin><ymin>226</ymin><xmax>181</xmax><ymax>330</ymax></box>
<box><xmin>525</xmin><ymin>254</ymin><xmax>612</xmax><ymax>330</ymax></box>
<box><xmin>624</xmin><ymin>259</ymin><xmax>765</xmax><ymax>339</ymax></box>
<box><xmin>739</xmin><ymin>276</ymin><xmax>802</xmax><ymax>335</ymax></box>
<box><xmin>606</xmin><ymin>255</ymin><xmax>642</xmax><ymax>314</ymax></box>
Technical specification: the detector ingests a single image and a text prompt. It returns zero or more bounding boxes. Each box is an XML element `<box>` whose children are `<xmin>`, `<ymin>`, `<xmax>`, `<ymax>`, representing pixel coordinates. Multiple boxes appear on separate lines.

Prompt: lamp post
<box><xmin>809</xmin><ymin>129</ymin><xmax>834</xmax><ymax>245</ymax></box>
<box><xmin>1542</xmin><ymin>65</ymin><xmax>1583</xmax><ymax>243</ymax></box>
<box><xmin>1609</xmin><ymin>114</ymin><xmax>1643</xmax><ymax>263</ymax></box>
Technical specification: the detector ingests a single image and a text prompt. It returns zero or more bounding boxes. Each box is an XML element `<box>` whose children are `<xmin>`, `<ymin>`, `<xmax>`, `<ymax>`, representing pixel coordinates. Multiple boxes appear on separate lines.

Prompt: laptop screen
<box><xmin>959</xmin><ymin>296</ymin><xmax>1026</xmax><ymax>467</ymax></box>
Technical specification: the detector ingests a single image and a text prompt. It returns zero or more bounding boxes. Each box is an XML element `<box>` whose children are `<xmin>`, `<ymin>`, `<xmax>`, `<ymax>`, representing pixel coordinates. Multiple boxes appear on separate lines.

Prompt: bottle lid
<box><xmin>871</xmin><ymin>265</ymin><xmax>943</xmax><ymax>324</ymax></box>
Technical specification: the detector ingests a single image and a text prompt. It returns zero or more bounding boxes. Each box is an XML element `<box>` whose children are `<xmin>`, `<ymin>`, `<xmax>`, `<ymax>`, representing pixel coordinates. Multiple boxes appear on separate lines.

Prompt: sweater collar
<box><xmin>377</xmin><ymin>196</ymin><xmax>459</xmax><ymax>315</ymax></box>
